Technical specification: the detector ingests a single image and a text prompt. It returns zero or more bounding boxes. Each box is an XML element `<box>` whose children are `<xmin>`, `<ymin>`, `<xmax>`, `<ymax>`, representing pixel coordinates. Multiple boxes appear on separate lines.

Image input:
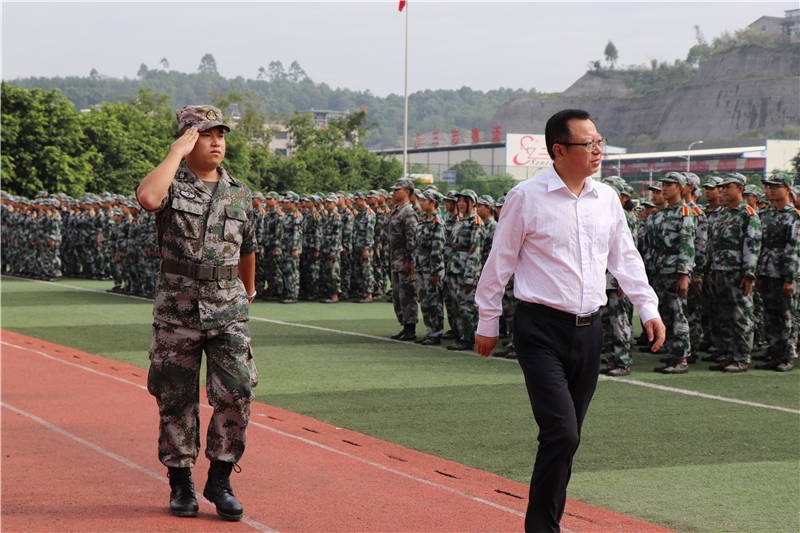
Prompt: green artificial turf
<box><xmin>2</xmin><ymin>275</ymin><xmax>799</xmax><ymax>533</ymax></box>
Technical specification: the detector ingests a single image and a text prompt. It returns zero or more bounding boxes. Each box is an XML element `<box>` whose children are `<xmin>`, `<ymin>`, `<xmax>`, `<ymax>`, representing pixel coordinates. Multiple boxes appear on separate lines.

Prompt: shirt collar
<box><xmin>547</xmin><ymin>167</ymin><xmax>598</xmax><ymax>197</ymax></box>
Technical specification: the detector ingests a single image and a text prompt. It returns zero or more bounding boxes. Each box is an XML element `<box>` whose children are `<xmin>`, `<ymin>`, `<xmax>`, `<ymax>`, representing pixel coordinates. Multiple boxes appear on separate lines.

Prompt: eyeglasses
<box><xmin>764</xmin><ymin>184</ymin><xmax>786</xmax><ymax>190</ymax></box>
<box><xmin>559</xmin><ymin>139</ymin><xmax>607</xmax><ymax>152</ymax></box>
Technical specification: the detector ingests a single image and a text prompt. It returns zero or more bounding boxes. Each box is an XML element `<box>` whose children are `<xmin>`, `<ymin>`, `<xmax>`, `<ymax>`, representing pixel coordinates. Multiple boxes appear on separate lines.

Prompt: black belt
<box><xmin>161</xmin><ymin>259</ymin><xmax>238</xmax><ymax>280</ymax></box>
<box><xmin>520</xmin><ymin>301</ymin><xmax>600</xmax><ymax>327</ymax></box>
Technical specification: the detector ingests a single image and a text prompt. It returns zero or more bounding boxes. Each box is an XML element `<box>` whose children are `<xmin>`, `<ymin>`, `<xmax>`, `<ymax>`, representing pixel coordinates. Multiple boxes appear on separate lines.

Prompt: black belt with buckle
<box><xmin>161</xmin><ymin>259</ymin><xmax>238</xmax><ymax>281</ymax></box>
<box><xmin>520</xmin><ymin>301</ymin><xmax>600</xmax><ymax>327</ymax></box>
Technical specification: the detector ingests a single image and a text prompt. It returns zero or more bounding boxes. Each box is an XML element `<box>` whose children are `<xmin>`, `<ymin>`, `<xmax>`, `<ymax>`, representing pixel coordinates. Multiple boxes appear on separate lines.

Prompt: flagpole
<box><xmin>402</xmin><ymin>1</ymin><xmax>409</xmax><ymax>179</ymax></box>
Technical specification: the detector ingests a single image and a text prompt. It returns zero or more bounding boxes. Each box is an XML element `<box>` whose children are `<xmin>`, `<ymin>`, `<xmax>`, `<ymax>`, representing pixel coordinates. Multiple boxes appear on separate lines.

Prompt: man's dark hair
<box><xmin>545</xmin><ymin>109</ymin><xmax>592</xmax><ymax>160</ymax></box>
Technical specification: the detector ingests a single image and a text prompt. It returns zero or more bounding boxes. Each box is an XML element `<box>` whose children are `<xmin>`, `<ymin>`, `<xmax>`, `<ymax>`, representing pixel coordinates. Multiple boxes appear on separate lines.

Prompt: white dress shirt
<box><xmin>475</xmin><ymin>166</ymin><xmax>660</xmax><ymax>338</ymax></box>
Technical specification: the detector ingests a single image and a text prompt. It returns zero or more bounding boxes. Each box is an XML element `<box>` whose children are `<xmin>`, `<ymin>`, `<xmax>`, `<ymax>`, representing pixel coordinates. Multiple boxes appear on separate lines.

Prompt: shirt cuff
<box><xmin>638</xmin><ymin>303</ymin><xmax>660</xmax><ymax>325</ymax></box>
<box><xmin>476</xmin><ymin>318</ymin><xmax>499</xmax><ymax>338</ymax></box>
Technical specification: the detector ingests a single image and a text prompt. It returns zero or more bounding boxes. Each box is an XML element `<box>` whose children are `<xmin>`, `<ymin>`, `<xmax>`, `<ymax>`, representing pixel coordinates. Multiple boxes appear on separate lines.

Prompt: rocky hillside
<box><xmin>491</xmin><ymin>46</ymin><xmax>799</xmax><ymax>149</ymax></box>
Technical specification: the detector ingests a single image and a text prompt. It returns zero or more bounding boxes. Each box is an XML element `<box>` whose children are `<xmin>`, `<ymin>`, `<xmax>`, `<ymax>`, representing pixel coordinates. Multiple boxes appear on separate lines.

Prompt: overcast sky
<box><xmin>2</xmin><ymin>1</ymin><xmax>795</xmax><ymax>97</ymax></box>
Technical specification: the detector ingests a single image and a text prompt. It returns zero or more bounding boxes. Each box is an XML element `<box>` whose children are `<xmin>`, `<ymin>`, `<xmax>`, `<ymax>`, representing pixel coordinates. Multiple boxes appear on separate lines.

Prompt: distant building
<box><xmin>748</xmin><ymin>9</ymin><xmax>800</xmax><ymax>43</ymax></box>
<box><xmin>301</xmin><ymin>109</ymin><xmax>348</xmax><ymax>128</ymax></box>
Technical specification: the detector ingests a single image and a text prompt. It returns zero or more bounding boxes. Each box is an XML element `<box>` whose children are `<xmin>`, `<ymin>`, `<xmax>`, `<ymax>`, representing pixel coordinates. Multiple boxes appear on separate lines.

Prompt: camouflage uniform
<box><xmin>300</xmin><ymin>203</ymin><xmax>321</xmax><ymax>299</ymax></box>
<box><xmin>338</xmin><ymin>203</ymin><xmax>355</xmax><ymax>299</ymax></box>
<box><xmin>686</xmin><ymin>200</ymin><xmax>707</xmax><ymax>359</ymax></box>
<box><xmin>447</xmin><ymin>191</ymin><xmax>484</xmax><ymax>347</ymax></box>
<box><xmin>414</xmin><ymin>200</ymin><xmax>446</xmax><ymax>340</ymax></box>
<box><xmin>278</xmin><ymin>197</ymin><xmax>304</xmax><ymax>300</ymax></box>
<box><xmin>144</xmin><ymin>164</ymin><xmax>258</xmax><ymax>468</ymax></box>
<box><xmin>701</xmin><ymin>202</ymin><xmax>726</xmax><ymax>349</ymax></box>
<box><xmin>320</xmin><ymin>199</ymin><xmax>343</xmax><ymax>297</ymax></box>
<box><xmin>253</xmin><ymin>203</ymin><xmax>268</xmax><ymax>297</ymax></box>
<box><xmin>352</xmin><ymin>200</ymin><xmax>376</xmax><ymax>297</ymax></box>
<box><xmin>387</xmin><ymin>194</ymin><xmax>419</xmax><ymax>327</ymax></box>
<box><xmin>707</xmin><ymin>192</ymin><xmax>762</xmax><ymax>366</ymax></box>
<box><xmin>756</xmin><ymin>181</ymin><xmax>800</xmax><ymax>365</ymax></box>
<box><xmin>263</xmin><ymin>197</ymin><xmax>284</xmax><ymax>299</ymax></box>
<box><xmin>371</xmin><ymin>195</ymin><xmax>388</xmax><ymax>296</ymax></box>
<box><xmin>443</xmin><ymin>204</ymin><xmax>462</xmax><ymax>336</ymax></box>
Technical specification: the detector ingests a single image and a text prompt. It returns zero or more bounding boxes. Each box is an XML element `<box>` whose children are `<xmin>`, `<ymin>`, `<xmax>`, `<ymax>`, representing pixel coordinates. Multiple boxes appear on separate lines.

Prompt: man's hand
<box><xmin>312</xmin><ymin>251</ymin><xmax>319</xmax><ymax>260</ymax></box>
<box><xmin>676</xmin><ymin>274</ymin><xmax>689</xmax><ymax>298</ymax></box>
<box><xmin>170</xmin><ymin>126</ymin><xmax>199</xmax><ymax>159</ymax></box>
<box><xmin>740</xmin><ymin>276</ymin><xmax>754</xmax><ymax>296</ymax></box>
<box><xmin>430</xmin><ymin>275</ymin><xmax>439</xmax><ymax>286</ymax></box>
<box><xmin>783</xmin><ymin>282</ymin><xmax>794</xmax><ymax>297</ymax></box>
<box><xmin>644</xmin><ymin>318</ymin><xmax>666</xmax><ymax>352</ymax></box>
<box><xmin>362</xmin><ymin>249</ymin><xmax>370</xmax><ymax>259</ymax></box>
<box><xmin>691</xmin><ymin>277</ymin><xmax>702</xmax><ymax>291</ymax></box>
<box><xmin>475</xmin><ymin>334</ymin><xmax>499</xmax><ymax>358</ymax></box>
<box><xmin>405</xmin><ymin>262</ymin><xmax>414</xmax><ymax>277</ymax></box>
<box><xmin>291</xmin><ymin>250</ymin><xmax>298</xmax><ymax>260</ymax></box>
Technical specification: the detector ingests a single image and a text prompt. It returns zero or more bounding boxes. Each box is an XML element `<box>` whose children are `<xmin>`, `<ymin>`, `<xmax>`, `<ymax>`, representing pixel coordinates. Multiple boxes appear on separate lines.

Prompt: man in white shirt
<box><xmin>474</xmin><ymin>109</ymin><xmax>665</xmax><ymax>533</ymax></box>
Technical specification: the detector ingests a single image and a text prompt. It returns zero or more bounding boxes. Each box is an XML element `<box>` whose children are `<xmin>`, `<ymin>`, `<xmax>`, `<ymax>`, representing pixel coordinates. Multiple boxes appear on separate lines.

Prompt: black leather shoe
<box><xmin>441</xmin><ymin>330</ymin><xmax>459</xmax><ymax>340</ymax></box>
<box><xmin>167</xmin><ymin>467</ymin><xmax>198</xmax><ymax>517</ymax></box>
<box><xmin>446</xmin><ymin>340</ymin><xmax>473</xmax><ymax>351</ymax></box>
<box><xmin>203</xmin><ymin>461</ymin><xmax>243</xmax><ymax>521</ymax></box>
<box><xmin>390</xmin><ymin>329</ymin><xmax>405</xmax><ymax>340</ymax></box>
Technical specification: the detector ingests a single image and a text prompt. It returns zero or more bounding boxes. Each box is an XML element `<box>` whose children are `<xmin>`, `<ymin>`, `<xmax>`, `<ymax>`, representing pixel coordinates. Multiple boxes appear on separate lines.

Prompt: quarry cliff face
<box><xmin>491</xmin><ymin>47</ymin><xmax>799</xmax><ymax>148</ymax></box>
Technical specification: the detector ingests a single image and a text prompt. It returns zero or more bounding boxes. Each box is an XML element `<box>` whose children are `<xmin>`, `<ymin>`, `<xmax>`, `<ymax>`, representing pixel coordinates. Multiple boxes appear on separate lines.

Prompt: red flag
<box><xmin>399</xmin><ymin>1</ymin><xmax>406</xmax><ymax>12</ymax></box>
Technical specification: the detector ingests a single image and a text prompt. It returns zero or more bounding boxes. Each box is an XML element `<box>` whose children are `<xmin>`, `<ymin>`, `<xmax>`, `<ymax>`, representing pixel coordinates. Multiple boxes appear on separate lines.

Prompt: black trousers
<box><xmin>513</xmin><ymin>304</ymin><xmax>603</xmax><ymax>533</ymax></box>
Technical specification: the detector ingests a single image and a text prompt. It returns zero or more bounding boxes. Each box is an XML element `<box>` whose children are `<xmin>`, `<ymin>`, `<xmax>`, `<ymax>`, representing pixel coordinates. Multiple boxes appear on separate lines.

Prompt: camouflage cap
<box><xmin>602</xmin><ymin>176</ymin><xmax>625</xmax><ymax>196</ymax></box>
<box><xmin>353</xmin><ymin>190</ymin><xmax>367</xmax><ymax>200</ymax></box>
<box><xmin>743</xmin><ymin>184</ymin><xmax>761</xmax><ymax>197</ymax></box>
<box><xmin>763</xmin><ymin>173</ymin><xmax>794</xmax><ymax>188</ymax></box>
<box><xmin>446</xmin><ymin>190</ymin><xmax>459</xmax><ymax>200</ymax></box>
<box><xmin>702</xmin><ymin>176</ymin><xmax>724</xmax><ymax>188</ymax></box>
<box><xmin>325</xmin><ymin>194</ymin><xmax>339</xmax><ymax>203</ymax></box>
<box><xmin>420</xmin><ymin>189</ymin><xmax>442</xmax><ymax>203</ymax></box>
<box><xmin>284</xmin><ymin>191</ymin><xmax>300</xmax><ymax>202</ymax></box>
<box><xmin>378</xmin><ymin>189</ymin><xmax>390</xmax><ymax>198</ymax></box>
<box><xmin>367</xmin><ymin>190</ymin><xmax>381</xmax><ymax>199</ymax></box>
<box><xmin>495</xmin><ymin>196</ymin><xmax>506</xmax><ymax>207</ymax></box>
<box><xmin>682</xmin><ymin>172</ymin><xmax>701</xmax><ymax>188</ymax></box>
<box><xmin>457</xmin><ymin>189</ymin><xmax>478</xmax><ymax>204</ymax></box>
<box><xmin>790</xmin><ymin>186</ymin><xmax>799</xmax><ymax>199</ymax></box>
<box><xmin>390</xmin><ymin>177</ymin><xmax>415</xmax><ymax>190</ymax></box>
<box><xmin>176</xmin><ymin>105</ymin><xmax>231</xmax><ymax>133</ymax></box>
<box><xmin>661</xmin><ymin>172</ymin><xmax>687</xmax><ymax>186</ymax></box>
<box><xmin>252</xmin><ymin>191</ymin><xmax>265</xmax><ymax>200</ymax></box>
<box><xmin>425</xmin><ymin>184</ymin><xmax>440</xmax><ymax>192</ymax></box>
<box><xmin>647</xmin><ymin>183</ymin><xmax>662</xmax><ymax>191</ymax></box>
<box><xmin>111</xmin><ymin>207</ymin><xmax>123</xmax><ymax>216</ymax></box>
<box><xmin>643</xmin><ymin>200</ymin><xmax>657</xmax><ymax>208</ymax></box>
<box><xmin>266</xmin><ymin>191</ymin><xmax>281</xmax><ymax>200</ymax></box>
<box><xmin>476</xmin><ymin>194</ymin><xmax>495</xmax><ymax>208</ymax></box>
<box><xmin>721</xmin><ymin>172</ymin><xmax>747</xmax><ymax>187</ymax></box>
<box><xmin>412</xmin><ymin>188</ymin><xmax>422</xmax><ymax>198</ymax></box>
<box><xmin>36</xmin><ymin>190</ymin><xmax>48</xmax><ymax>198</ymax></box>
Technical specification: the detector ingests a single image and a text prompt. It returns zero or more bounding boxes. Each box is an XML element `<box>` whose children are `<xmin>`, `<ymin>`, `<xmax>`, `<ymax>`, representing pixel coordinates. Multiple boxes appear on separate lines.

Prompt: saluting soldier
<box><xmin>387</xmin><ymin>177</ymin><xmax>419</xmax><ymax>342</ymax></box>
<box><xmin>136</xmin><ymin>105</ymin><xmax>258</xmax><ymax>521</ymax></box>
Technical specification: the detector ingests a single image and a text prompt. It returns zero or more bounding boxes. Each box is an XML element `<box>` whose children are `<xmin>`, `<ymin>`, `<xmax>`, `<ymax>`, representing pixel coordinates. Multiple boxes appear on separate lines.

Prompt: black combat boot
<box><xmin>397</xmin><ymin>324</ymin><xmax>417</xmax><ymax>342</ymax></box>
<box><xmin>167</xmin><ymin>467</ymin><xmax>198</xmax><ymax>517</ymax></box>
<box><xmin>203</xmin><ymin>461</ymin><xmax>243</xmax><ymax>521</ymax></box>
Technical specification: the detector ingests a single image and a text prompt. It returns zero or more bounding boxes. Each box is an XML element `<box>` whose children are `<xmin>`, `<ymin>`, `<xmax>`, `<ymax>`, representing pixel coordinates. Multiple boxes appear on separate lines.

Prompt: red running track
<box><xmin>1</xmin><ymin>329</ymin><xmax>675</xmax><ymax>533</ymax></box>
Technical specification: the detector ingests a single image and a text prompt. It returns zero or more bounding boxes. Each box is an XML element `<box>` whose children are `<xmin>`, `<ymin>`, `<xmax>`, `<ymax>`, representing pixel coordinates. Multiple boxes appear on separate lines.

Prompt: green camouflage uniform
<box><xmin>707</xmin><ymin>200</ymin><xmax>762</xmax><ymax>363</ymax></box>
<box><xmin>447</xmin><ymin>211</ymin><xmax>484</xmax><ymax>343</ymax></box>
<box><xmin>279</xmin><ymin>206</ymin><xmax>303</xmax><ymax>299</ymax></box>
<box><xmin>443</xmin><ymin>211</ymin><xmax>462</xmax><ymax>334</ymax></box>
<box><xmin>263</xmin><ymin>206</ymin><xmax>283</xmax><ymax>299</ymax></box>
<box><xmin>701</xmin><ymin>204</ymin><xmax>725</xmax><ymax>348</ymax></box>
<box><xmin>338</xmin><ymin>205</ymin><xmax>355</xmax><ymax>299</ymax></box>
<box><xmin>415</xmin><ymin>210</ymin><xmax>446</xmax><ymax>339</ymax></box>
<box><xmin>300</xmin><ymin>207</ymin><xmax>321</xmax><ymax>298</ymax></box>
<box><xmin>253</xmin><ymin>206</ymin><xmax>268</xmax><ymax>297</ymax></box>
<box><xmin>352</xmin><ymin>206</ymin><xmax>376</xmax><ymax>296</ymax></box>
<box><xmin>145</xmin><ymin>164</ymin><xmax>258</xmax><ymax>468</ymax></box>
<box><xmin>320</xmin><ymin>207</ymin><xmax>343</xmax><ymax>296</ymax></box>
<box><xmin>388</xmin><ymin>200</ymin><xmax>419</xmax><ymax>326</ymax></box>
<box><xmin>756</xmin><ymin>203</ymin><xmax>800</xmax><ymax>362</ymax></box>
<box><xmin>686</xmin><ymin>202</ymin><xmax>707</xmax><ymax>357</ymax></box>
<box><xmin>602</xmin><ymin>209</ymin><xmax>639</xmax><ymax>367</ymax></box>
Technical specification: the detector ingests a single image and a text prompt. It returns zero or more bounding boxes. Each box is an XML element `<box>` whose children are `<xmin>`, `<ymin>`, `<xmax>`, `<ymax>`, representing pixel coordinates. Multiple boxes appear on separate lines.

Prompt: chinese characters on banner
<box><xmin>414</xmin><ymin>132</ymin><xmax>421</xmax><ymax>149</ymax></box>
<box><xmin>451</xmin><ymin>129</ymin><xmax>460</xmax><ymax>145</ymax></box>
<box><xmin>471</xmin><ymin>127</ymin><xmax>480</xmax><ymax>144</ymax></box>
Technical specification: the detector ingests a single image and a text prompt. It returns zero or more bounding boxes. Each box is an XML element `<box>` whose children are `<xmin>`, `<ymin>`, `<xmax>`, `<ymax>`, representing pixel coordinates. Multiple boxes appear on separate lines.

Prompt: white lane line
<box><xmin>2</xmin><ymin>341</ymin><xmax>524</xmax><ymax>519</ymax></box>
<box><xmin>0</xmin><ymin>401</ymin><xmax>278</xmax><ymax>533</ymax></box>
<box><xmin>600</xmin><ymin>375</ymin><xmax>800</xmax><ymax>414</ymax></box>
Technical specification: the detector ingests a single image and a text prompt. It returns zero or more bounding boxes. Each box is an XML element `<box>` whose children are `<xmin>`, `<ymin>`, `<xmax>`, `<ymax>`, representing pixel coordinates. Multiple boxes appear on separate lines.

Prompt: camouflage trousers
<box><xmin>148</xmin><ymin>318</ymin><xmax>258</xmax><ymax>468</ymax></box>
<box><xmin>42</xmin><ymin>245</ymin><xmax>62</xmax><ymax>279</ymax></box>
<box><xmin>254</xmin><ymin>250</ymin><xmax>268</xmax><ymax>296</ymax></box>
<box><xmin>280</xmin><ymin>253</ymin><xmax>300</xmax><ymax>299</ymax></box>
<box><xmin>450</xmin><ymin>279</ymin><xmax>478</xmax><ymax>343</ymax></box>
<box><xmin>352</xmin><ymin>251</ymin><xmax>374</xmax><ymax>296</ymax></box>
<box><xmin>299</xmin><ymin>249</ymin><xmax>320</xmax><ymax>297</ymax></box>
<box><xmin>752</xmin><ymin>285</ymin><xmax>765</xmax><ymax>346</ymax></box>
<box><xmin>321</xmin><ymin>254</ymin><xmax>342</xmax><ymax>297</ymax></box>
<box><xmin>499</xmin><ymin>276</ymin><xmax>517</xmax><ymax>337</ymax></box>
<box><xmin>264</xmin><ymin>251</ymin><xmax>283</xmax><ymax>298</ymax></box>
<box><xmin>760</xmin><ymin>277</ymin><xmax>798</xmax><ymax>360</ymax></box>
<box><xmin>687</xmin><ymin>279</ymin><xmax>702</xmax><ymax>356</ymax></box>
<box><xmin>110</xmin><ymin>258</ymin><xmax>124</xmax><ymax>289</ymax></box>
<box><xmin>372</xmin><ymin>249</ymin><xmax>384</xmax><ymax>295</ymax></box>
<box><xmin>416</xmin><ymin>271</ymin><xmax>444</xmax><ymax>338</ymax></box>
<box><xmin>391</xmin><ymin>269</ymin><xmax>418</xmax><ymax>325</ymax></box>
<box><xmin>656</xmin><ymin>273</ymin><xmax>691</xmax><ymax>360</ymax></box>
<box><xmin>601</xmin><ymin>289</ymin><xmax>633</xmax><ymax>366</ymax></box>
<box><xmin>711</xmin><ymin>271</ymin><xmax>754</xmax><ymax>362</ymax></box>
<box><xmin>442</xmin><ymin>275</ymin><xmax>458</xmax><ymax>333</ymax></box>
<box><xmin>701</xmin><ymin>272</ymin><xmax>722</xmax><ymax>349</ymax></box>
<box><xmin>339</xmin><ymin>251</ymin><xmax>352</xmax><ymax>298</ymax></box>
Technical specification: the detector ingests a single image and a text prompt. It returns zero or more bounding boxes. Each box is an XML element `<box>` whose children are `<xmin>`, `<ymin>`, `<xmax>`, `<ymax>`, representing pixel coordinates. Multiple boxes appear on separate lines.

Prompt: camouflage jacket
<box><xmin>447</xmin><ymin>211</ymin><xmax>484</xmax><ymax>286</ymax></box>
<box><xmin>414</xmin><ymin>211</ymin><xmax>445</xmax><ymax>277</ymax></box>
<box><xmin>387</xmin><ymin>201</ymin><xmax>418</xmax><ymax>271</ymax></box>
<box><xmin>444</xmin><ymin>212</ymin><xmax>462</xmax><ymax>257</ymax></box>
<box><xmin>352</xmin><ymin>207</ymin><xmax>376</xmax><ymax>252</ymax></box>
<box><xmin>380</xmin><ymin>205</ymin><xmax>392</xmax><ymax>250</ymax></box>
<box><xmin>254</xmin><ymin>207</ymin><xmax>267</xmax><ymax>252</ymax></box>
<box><xmin>302</xmin><ymin>209</ymin><xmax>322</xmax><ymax>251</ymax></box>
<box><xmin>480</xmin><ymin>217</ymin><xmax>497</xmax><ymax>268</ymax></box>
<box><xmin>707</xmin><ymin>201</ymin><xmax>761</xmax><ymax>278</ymax></box>
<box><xmin>264</xmin><ymin>208</ymin><xmax>282</xmax><ymax>249</ymax></box>
<box><xmin>641</xmin><ymin>208</ymin><xmax>664</xmax><ymax>272</ymax></box>
<box><xmin>607</xmin><ymin>210</ymin><xmax>639</xmax><ymax>289</ymax></box>
<box><xmin>338</xmin><ymin>206</ymin><xmax>355</xmax><ymax>254</ymax></box>
<box><xmin>279</xmin><ymin>208</ymin><xmax>303</xmax><ymax>253</ymax></box>
<box><xmin>688</xmin><ymin>202</ymin><xmax>707</xmax><ymax>277</ymax></box>
<box><xmin>654</xmin><ymin>201</ymin><xmax>696</xmax><ymax>275</ymax></box>
<box><xmin>373</xmin><ymin>206</ymin><xmax>386</xmax><ymax>251</ymax></box>
<box><xmin>147</xmin><ymin>164</ymin><xmax>257</xmax><ymax>330</ymax></box>
<box><xmin>139</xmin><ymin>210</ymin><xmax>158</xmax><ymax>254</ymax></box>
<box><xmin>321</xmin><ymin>208</ymin><xmax>343</xmax><ymax>256</ymax></box>
<box><xmin>756</xmin><ymin>204</ymin><xmax>800</xmax><ymax>283</ymax></box>
<box><xmin>703</xmin><ymin>204</ymin><xmax>725</xmax><ymax>275</ymax></box>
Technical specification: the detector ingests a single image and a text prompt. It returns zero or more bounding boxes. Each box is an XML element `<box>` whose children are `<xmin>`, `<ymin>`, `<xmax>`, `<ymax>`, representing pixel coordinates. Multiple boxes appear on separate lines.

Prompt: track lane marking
<box><xmin>0</xmin><ymin>401</ymin><xmax>278</xmax><ymax>533</ymax></box>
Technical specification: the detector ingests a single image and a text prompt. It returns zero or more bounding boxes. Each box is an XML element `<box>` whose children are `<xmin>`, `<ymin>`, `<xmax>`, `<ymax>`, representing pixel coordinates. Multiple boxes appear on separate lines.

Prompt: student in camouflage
<box><xmin>699</xmin><ymin>176</ymin><xmax>726</xmax><ymax>355</ymax></box>
<box><xmin>300</xmin><ymin>196</ymin><xmax>322</xmax><ymax>300</ymax></box>
<box><xmin>351</xmin><ymin>191</ymin><xmax>376</xmax><ymax>303</ymax></box>
<box><xmin>136</xmin><ymin>105</ymin><xmax>258</xmax><ymax>521</ymax></box>
<box><xmin>475</xmin><ymin>195</ymin><xmax>497</xmax><ymax>269</ymax></box>
<box><xmin>414</xmin><ymin>189</ymin><xmax>446</xmax><ymax>345</ymax></box>
<box><xmin>387</xmin><ymin>177</ymin><xmax>419</xmax><ymax>342</ymax></box>
<box><xmin>744</xmin><ymin>184</ymin><xmax>767</xmax><ymax>348</ymax></box>
<box><xmin>446</xmin><ymin>189</ymin><xmax>485</xmax><ymax>352</ymax></box>
<box><xmin>336</xmin><ymin>193</ymin><xmax>355</xmax><ymax>300</ymax></box>
<box><xmin>261</xmin><ymin>192</ymin><xmax>284</xmax><ymax>300</ymax></box>
<box><xmin>366</xmin><ymin>190</ymin><xmax>386</xmax><ymax>297</ymax></box>
<box><xmin>441</xmin><ymin>190</ymin><xmax>462</xmax><ymax>340</ymax></box>
<box><xmin>651</xmin><ymin>172</ymin><xmax>696</xmax><ymax>374</ymax></box>
<box><xmin>319</xmin><ymin>194</ymin><xmax>344</xmax><ymax>303</ymax></box>
<box><xmin>754</xmin><ymin>173</ymin><xmax>799</xmax><ymax>372</ymax></box>
<box><xmin>706</xmin><ymin>172</ymin><xmax>762</xmax><ymax>372</ymax></box>
<box><xmin>681</xmin><ymin>172</ymin><xmax>707</xmax><ymax>363</ymax></box>
<box><xmin>276</xmin><ymin>192</ymin><xmax>303</xmax><ymax>303</ymax></box>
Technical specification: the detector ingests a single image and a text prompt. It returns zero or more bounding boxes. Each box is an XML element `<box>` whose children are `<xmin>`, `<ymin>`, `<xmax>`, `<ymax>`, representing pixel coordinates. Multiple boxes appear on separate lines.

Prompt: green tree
<box><xmin>1</xmin><ymin>82</ymin><xmax>93</xmax><ymax>197</ymax></box>
<box><xmin>449</xmin><ymin>159</ymin><xmax>487</xmax><ymax>187</ymax></box>
<box><xmin>686</xmin><ymin>25</ymin><xmax>712</xmax><ymax>70</ymax></box>
<box><xmin>198</xmin><ymin>53</ymin><xmax>218</xmax><ymax>74</ymax></box>
<box><xmin>604</xmin><ymin>40</ymin><xmax>619</xmax><ymax>68</ymax></box>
